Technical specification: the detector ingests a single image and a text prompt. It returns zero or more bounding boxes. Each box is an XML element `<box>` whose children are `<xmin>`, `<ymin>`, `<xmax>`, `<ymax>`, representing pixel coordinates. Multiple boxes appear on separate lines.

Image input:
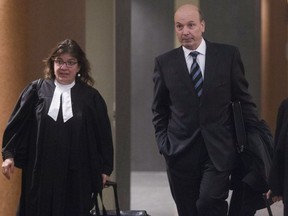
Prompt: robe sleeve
<box><xmin>2</xmin><ymin>81</ymin><xmax>38</xmax><ymax>167</ymax></box>
<box><xmin>93</xmin><ymin>91</ymin><xmax>114</xmax><ymax>176</ymax></box>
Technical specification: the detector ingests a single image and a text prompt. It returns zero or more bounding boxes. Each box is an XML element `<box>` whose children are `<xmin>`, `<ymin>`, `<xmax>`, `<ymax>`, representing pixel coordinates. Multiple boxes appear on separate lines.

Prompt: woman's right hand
<box><xmin>266</xmin><ymin>190</ymin><xmax>283</xmax><ymax>203</ymax></box>
<box><xmin>1</xmin><ymin>158</ymin><xmax>15</xmax><ymax>180</ymax></box>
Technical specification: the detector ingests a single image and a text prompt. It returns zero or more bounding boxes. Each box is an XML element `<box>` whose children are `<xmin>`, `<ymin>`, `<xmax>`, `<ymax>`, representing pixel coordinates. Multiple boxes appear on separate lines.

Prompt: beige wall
<box><xmin>86</xmin><ymin>0</ymin><xmax>115</xmax><ymax>121</ymax></box>
<box><xmin>86</xmin><ymin>0</ymin><xmax>116</xmax><ymax>208</ymax></box>
<box><xmin>175</xmin><ymin>0</ymin><xmax>199</xmax><ymax>8</ymax></box>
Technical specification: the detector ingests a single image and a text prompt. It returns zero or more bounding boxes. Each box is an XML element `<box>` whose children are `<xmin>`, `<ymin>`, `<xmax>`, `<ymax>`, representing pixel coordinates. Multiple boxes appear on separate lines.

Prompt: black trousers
<box><xmin>228</xmin><ymin>183</ymin><xmax>257</xmax><ymax>216</ymax></box>
<box><xmin>165</xmin><ymin>136</ymin><xmax>230</xmax><ymax>216</ymax></box>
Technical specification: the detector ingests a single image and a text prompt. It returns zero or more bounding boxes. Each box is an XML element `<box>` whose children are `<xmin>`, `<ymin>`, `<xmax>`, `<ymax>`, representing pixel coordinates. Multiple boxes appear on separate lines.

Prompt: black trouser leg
<box><xmin>166</xmin><ymin>137</ymin><xmax>230</xmax><ymax>216</ymax></box>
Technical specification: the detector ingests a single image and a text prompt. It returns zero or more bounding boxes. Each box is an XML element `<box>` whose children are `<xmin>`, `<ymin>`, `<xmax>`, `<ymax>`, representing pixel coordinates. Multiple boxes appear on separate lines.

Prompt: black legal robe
<box><xmin>2</xmin><ymin>79</ymin><xmax>114</xmax><ymax>216</ymax></box>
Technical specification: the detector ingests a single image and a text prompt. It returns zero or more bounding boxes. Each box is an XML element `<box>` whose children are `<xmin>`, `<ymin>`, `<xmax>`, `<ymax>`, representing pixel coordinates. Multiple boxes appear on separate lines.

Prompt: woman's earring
<box><xmin>77</xmin><ymin>73</ymin><xmax>81</xmax><ymax>77</ymax></box>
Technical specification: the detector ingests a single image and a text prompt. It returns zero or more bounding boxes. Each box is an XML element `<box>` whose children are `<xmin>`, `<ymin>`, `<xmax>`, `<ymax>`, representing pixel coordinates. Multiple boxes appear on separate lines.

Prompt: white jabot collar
<box><xmin>48</xmin><ymin>80</ymin><xmax>75</xmax><ymax>123</ymax></box>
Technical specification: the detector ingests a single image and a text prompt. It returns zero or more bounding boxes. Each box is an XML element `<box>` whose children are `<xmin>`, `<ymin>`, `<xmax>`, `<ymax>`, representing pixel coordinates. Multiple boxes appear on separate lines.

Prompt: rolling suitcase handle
<box><xmin>262</xmin><ymin>193</ymin><xmax>273</xmax><ymax>216</ymax></box>
<box><xmin>105</xmin><ymin>181</ymin><xmax>121</xmax><ymax>216</ymax></box>
<box><xmin>90</xmin><ymin>181</ymin><xmax>121</xmax><ymax>216</ymax></box>
<box><xmin>91</xmin><ymin>181</ymin><xmax>150</xmax><ymax>216</ymax></box>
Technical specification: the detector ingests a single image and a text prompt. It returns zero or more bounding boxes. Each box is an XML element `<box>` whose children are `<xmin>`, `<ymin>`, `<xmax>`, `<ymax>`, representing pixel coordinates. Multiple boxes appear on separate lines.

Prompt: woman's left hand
<box><xmin>101</xmin><ymin>174</ymin><xmax>110</xmax><ymax>187</ymax></box>
<box><xmin>266</xmin><ymin>190</ymin><xmax>283</xmax><ymax>203</ymax></box>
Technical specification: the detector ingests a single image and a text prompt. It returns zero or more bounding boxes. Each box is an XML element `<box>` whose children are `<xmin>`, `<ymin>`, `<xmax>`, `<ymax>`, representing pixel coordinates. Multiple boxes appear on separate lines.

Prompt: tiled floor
<box><xmin>131</xmin><ymin>171</ymin><xmax>283</xmax><ymax>216</ymax></box>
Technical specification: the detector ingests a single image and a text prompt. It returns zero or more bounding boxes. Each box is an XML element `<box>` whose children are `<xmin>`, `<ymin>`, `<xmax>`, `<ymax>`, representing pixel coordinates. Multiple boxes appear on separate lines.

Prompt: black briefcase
<box><xmin>90</xmin><ymin>181</ymin><xmax>150</xmax><ymax>216</ymax></box>
<box><xmin>231</xmin><ymin>101</ymin><xmax>247</xmax><ymax>153</ymax></box>
<box><xmin>231</xmin><ymin>101</ymin><xmax>274</xmax><ymax>216</ymax></box>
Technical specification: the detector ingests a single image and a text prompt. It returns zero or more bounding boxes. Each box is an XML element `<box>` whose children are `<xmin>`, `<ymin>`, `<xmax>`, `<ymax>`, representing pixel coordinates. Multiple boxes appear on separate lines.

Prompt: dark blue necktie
<box><xmin>190</xmin><ymin>51</ymin><xmax>203</xmax><ymax>97</ymax></box>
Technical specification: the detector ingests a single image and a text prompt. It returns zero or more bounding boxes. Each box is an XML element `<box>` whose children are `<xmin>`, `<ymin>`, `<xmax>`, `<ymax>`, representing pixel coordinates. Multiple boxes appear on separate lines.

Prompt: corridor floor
<box><xmin>131</xmin><ymin>172</ymin><xmax>283</xmax><ymax>216</ymax></box>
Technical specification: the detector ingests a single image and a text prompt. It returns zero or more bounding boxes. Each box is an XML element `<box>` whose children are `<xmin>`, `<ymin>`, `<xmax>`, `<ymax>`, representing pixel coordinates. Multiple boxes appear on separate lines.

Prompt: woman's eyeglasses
<box><xmin>54</xmin><ymin>59</ymin><xmax>78</xmax><ymax>68</ymax></box>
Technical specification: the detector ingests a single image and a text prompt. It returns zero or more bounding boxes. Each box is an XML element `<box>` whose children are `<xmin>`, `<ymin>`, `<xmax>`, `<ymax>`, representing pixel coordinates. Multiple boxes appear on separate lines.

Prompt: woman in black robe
<box><xmin>1</xmin><ymin>39</ymin><xmax>114</xmax><ymax>216</ymax></box>
<box><xmin>267</xmin><ymin>98</ymin><xmax>288</xmax><ymax>215</ymax></box>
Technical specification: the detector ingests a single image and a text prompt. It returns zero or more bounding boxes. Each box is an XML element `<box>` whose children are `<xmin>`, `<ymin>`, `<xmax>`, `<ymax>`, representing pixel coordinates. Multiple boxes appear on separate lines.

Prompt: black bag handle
<box><xmin>91</xmin><ymin>190</ymin><xmax>107</xmax><ymax>216</ymax></box>
<box><xmin>105</xmin><ymin>181</ymin><xmax>121</xmax><ymax>216</ymax></box>
<box><xmin>90</xmin><ymin>181</ymin><xmax>120</xmax><ymax>216</ymax></box>
<box><xmin>262</xmin><ymin>193</ymin><xmax>273</xmax><ymax>216</ymax></box>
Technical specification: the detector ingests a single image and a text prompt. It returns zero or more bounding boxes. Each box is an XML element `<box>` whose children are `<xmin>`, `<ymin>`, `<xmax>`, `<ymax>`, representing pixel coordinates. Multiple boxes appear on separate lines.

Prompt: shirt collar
<box><xmin>182</xmin><ymin>38</ymin><xmax>206</xmax><ymax>58</ymax></box>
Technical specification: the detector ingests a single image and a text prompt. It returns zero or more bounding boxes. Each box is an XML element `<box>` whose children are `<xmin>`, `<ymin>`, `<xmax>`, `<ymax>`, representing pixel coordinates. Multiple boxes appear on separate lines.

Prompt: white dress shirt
<box><xmin>183</xmin><ymin>38</ymin><xmax>206</xmax><ymax>78</ymax></box>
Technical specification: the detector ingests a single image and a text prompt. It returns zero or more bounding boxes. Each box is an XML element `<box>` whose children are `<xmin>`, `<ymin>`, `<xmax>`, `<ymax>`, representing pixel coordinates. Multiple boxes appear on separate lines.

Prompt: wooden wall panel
<box><xmin>261</xmin><ymin>0</ymin><xmax>288</xmax><ymax>132</ymax></box>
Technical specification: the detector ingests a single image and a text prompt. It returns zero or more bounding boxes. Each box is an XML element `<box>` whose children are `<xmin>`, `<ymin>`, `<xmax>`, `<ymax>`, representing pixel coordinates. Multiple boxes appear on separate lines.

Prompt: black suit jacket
<box><xmin>152</xmin><ymin>40</ymin><xmax>258</xmax><ymax>171</ymax></box>
<box><xmin>268</xmin><ymin>98</ymin><xmax>288</xmax><ymax>215</ymax></box>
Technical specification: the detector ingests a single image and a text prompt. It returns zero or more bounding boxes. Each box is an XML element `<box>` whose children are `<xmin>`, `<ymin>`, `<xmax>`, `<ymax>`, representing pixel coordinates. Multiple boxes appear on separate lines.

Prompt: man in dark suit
<box><xmin>152</xmin><ymin>4</ymin><xmax>259</xmax><ymax>216</ymax></box>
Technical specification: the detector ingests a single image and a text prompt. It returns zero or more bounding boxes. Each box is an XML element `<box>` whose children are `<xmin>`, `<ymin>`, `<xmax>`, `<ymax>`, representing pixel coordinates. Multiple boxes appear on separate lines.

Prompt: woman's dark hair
<box><xmin>43</xmin><ymin>39</ymin><xmax>94</xmax><ymax>86</ymax></box>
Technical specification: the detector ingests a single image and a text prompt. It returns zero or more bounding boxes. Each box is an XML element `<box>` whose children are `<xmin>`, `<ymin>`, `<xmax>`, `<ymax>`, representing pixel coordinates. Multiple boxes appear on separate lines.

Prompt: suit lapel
<box><xmin>172</xmin><ymin>44</ymin><xmax>221</xmax><ymax>99</ymax></box>
<box><xmin>202</xmin><ymin>42</ymin><xmax>219</xmax><ymax>98</ymax></box>
<box><xmin>172</xmin><ymin>47</ymin><xmax>198</xmax><ymax>97</ymax></box>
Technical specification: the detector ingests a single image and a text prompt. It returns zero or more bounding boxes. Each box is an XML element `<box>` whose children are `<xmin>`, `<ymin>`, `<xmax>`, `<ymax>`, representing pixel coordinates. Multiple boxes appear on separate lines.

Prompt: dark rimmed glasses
<box><xmin>54</xmin><ymin>59</ymin><xmax>78</xmax><ymax>68</ymax></box>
